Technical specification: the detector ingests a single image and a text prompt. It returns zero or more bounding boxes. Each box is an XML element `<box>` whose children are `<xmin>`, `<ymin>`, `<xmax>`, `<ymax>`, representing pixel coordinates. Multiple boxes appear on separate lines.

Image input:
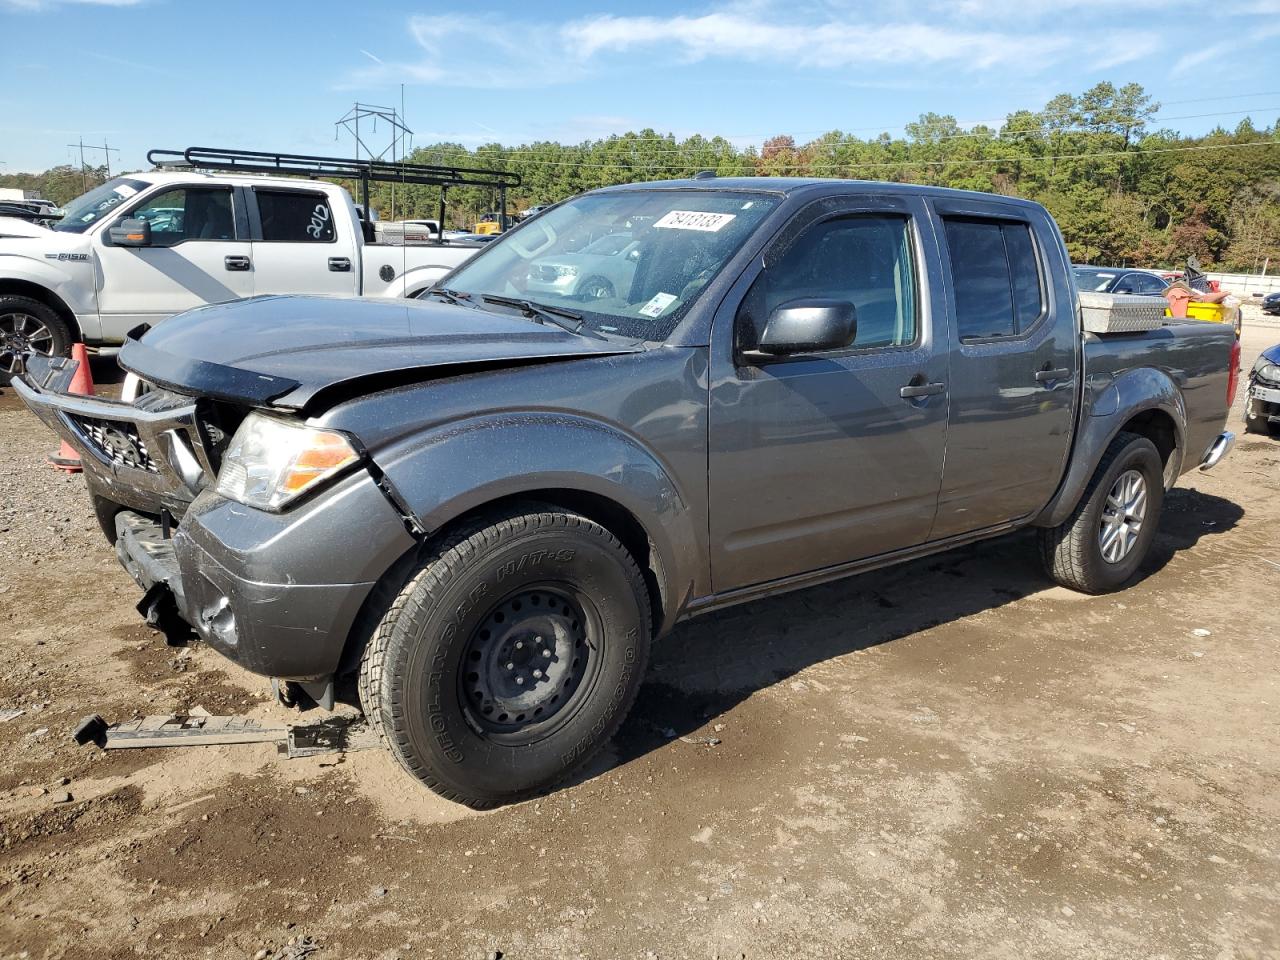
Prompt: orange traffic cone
<box><xmin>48</xmin><ymin>343</ymin><xmax>95</xmax><ymax>473</ymax></box>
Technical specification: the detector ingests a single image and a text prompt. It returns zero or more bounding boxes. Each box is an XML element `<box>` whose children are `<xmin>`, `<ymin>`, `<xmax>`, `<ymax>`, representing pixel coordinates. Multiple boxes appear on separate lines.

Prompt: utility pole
<box><xmin>66</xmin><ymin>138</ymin><xmax>120</xmax><ymax>192</ymax></box>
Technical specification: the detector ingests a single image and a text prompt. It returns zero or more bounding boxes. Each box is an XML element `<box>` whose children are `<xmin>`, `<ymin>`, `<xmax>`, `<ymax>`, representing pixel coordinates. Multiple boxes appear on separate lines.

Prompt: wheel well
<box><xmin>440</xmin><ymin>490</ymin><xmax>665</xmax><ymax>630</ymax></box>
<box><xmin>0</xmin><ymin>279</ymin><xmax>82</xmax><ymax>342</ymax></box>
<box><xmin>337</xmin><ymin>489</ymin><xmax>667</xmax><ymax>679</ymax></box>
<box><xmin>1118</xmin><ymin>408</ymin><xmax>1179</xmax><ymax>482</ymax></box>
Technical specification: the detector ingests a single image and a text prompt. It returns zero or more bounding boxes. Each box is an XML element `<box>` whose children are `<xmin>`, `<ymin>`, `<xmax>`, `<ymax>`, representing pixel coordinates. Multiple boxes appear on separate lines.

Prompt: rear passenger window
<box><xmin>944</xmin><ymin>218</ymin><xmax>1044</xmax><ymax>340</ymax></box>
<box><xmin>256</xmin><ymin>191</ymin><xmax>335</xmax><ymax>243</ymax></box>
<box><xmin>752</xmin><ymin>214</ymin><xmax>917</xmax><ymax>350</ymax></box>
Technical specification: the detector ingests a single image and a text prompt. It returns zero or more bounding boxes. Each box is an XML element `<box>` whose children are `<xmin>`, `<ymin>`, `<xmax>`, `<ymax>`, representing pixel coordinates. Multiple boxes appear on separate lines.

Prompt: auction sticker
<box><xmin>639</xmin><ymin>292</ymin><xmax>678</xmax><ymax>318</ymax></box>
<box><xmin>654</xmin><ymin>210</ymin><xmax>736</xmax><ymax>232</ymax></box>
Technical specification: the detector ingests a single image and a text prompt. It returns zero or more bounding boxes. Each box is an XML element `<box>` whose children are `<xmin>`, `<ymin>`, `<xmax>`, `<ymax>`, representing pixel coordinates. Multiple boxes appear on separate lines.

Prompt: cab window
<box><xmin>944</xmin><ymin>218</ymin><xmax>1044</xmax><ymax>340</ymax></box>
<box><xmin>256</xmin><ymin>191</ymin><xmax>336</xmax><ymax>243</ymax></box>
<box><xmin>746</xmin><ymin>214</ymin><xmax>917</xmax><ymax>350</ymax></box>
<box><xmin>129</xmin><ymin>187</ymin><xmax>236</xmax><ymax>246</ymax></box>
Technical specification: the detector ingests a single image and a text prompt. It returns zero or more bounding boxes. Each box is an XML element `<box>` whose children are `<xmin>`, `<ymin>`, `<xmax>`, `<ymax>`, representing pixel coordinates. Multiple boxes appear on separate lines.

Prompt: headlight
<box><xmin>1256</xmin><ymin>362</ymin><xmax>1280</xmax><ymax>384</ymax></box>
<box><xmin>215</xmin><ymin>412</ymin><xmax>359</xmax><ymax>511</ymax></box>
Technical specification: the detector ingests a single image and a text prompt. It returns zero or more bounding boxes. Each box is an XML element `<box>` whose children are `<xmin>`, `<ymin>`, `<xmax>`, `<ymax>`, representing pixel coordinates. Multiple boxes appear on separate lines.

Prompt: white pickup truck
<box><xmin>0</xmin><ymin>171</ymin><xmax>487</xmax><ymax>380</ymax></box>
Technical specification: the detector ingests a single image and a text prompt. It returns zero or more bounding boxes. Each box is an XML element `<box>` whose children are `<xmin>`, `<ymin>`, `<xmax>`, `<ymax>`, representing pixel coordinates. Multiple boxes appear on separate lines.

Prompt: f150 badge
<box><xmin>45</xmin><ymin>252</ymin><xmax>90</xmax><ymax>262</ymax></box>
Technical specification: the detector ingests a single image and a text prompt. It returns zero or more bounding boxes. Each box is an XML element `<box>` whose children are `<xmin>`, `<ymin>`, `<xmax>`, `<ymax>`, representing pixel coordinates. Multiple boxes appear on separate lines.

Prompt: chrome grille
<box><xmin>69</xmin><ymin>415</ymin><xmax>160</xmax><ymax>474</ymax></box>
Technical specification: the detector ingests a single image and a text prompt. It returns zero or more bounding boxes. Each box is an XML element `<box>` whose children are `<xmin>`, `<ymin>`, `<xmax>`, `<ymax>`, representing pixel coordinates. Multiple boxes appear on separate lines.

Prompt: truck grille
<box><xmin>68</xmin><ymin>414</ymin><xmax>160</xmax><ymax>474</ymax></box>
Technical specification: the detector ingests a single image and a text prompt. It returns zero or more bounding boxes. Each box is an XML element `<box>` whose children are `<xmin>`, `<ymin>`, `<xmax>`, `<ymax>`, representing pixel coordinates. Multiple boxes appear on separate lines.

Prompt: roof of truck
<box><xmin>593</xmin><ymin>176</ymin><xmax>1044</xmax><ymax>208</ymax></box>
<box><xmin>132</xmin><ymin>170</ymin><xmax>349</xmax><ymax>192</ymax></box>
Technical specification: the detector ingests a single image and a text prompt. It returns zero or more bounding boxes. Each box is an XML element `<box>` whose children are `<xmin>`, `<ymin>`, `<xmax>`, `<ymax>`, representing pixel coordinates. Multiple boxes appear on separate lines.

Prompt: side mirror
<box><xmin>108</xmin><ymin>218</ymin><xmax>152</xmax><ymax>247</ymax></box>
<box><xmin>745</xmin><ymin>298</ymin><xmax>858</xmax><ymax>359</ymax></box>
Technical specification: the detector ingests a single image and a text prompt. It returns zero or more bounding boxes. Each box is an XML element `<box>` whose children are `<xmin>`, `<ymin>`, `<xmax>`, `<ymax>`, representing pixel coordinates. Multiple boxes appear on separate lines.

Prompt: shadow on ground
<box><xmin>585</xmin><ymin>486</ymin><xmax>1243</xmax><ymax>785</ymax></box>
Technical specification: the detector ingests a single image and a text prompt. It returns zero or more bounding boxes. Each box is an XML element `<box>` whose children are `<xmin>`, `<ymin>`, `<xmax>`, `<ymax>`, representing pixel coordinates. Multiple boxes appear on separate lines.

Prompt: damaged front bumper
<box><xmin>15</xmin><ymin>357</ymin><xmax>417</xmax><ymax>685</ymax></box>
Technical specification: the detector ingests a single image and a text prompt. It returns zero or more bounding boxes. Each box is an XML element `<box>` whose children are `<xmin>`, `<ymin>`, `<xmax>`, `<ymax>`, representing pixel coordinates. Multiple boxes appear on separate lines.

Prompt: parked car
<box><xmin>1073</xmin><ymin>266</ymin><xmax>1171</xmax><ymax>296</ymax></box>
<box><xmin>525</xmin><ymin>231</ymin><xmax>641</xmax><ymax>300</ymax></box>
<box><xmin>1245</xmin><ymin>342</ymin><xmax>1280</xmax><ymax>435</ymax></box>
<box><xmin>16</xmin><ymin>177</ymin><xmax>1237</xmax><ymax>808</ymax></box>
<box><xmin>1261</xmin><ymin>291</ymin><xmax>1280</xmax><ymax>316</ymax></box>
<box><xmin>0</xmin><ymin>172</ymin><xmax>487</xmax><ymax>382</ymax></box>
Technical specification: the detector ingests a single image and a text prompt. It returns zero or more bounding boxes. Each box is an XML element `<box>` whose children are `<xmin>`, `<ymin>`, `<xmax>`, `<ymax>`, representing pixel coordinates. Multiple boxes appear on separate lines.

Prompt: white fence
<box><xmin>1206</xmin><ymin>272</ymin><xmax>1280</xmax><ymax>297</ymax></box>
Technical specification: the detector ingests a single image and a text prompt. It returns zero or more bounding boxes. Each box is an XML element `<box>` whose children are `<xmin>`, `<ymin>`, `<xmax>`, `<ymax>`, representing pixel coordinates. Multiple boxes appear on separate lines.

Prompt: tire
<box><xmin>0</xmin><ymin>295</ymin><xmax>73</xmax><ymax>386</ymax></box>
<box><xmin>1038</xmin><ymin>431</ymin><xmax>1165</xmax><ymax>594</ymax></box>
<box><xmin>577</xmin><ymin>276</ymin><xmax>615</xmax><ymax>301</ymax></box>
<box><xmin>358</xmin><ymin>503</ymin><xmax>652</xmax><ymax>808</ymax></box>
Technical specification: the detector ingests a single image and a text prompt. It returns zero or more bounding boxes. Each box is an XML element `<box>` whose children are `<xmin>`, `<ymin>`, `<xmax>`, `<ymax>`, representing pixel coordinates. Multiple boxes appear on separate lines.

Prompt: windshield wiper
<box><xmin>424</xmin><ymin>287</ymin><xmax>474</xmax><ymax>306</ymax></box>
<box><xmin>480</xmin><ymin>295</ymin><xmax>606</xmax><ymax>340</ymax></box>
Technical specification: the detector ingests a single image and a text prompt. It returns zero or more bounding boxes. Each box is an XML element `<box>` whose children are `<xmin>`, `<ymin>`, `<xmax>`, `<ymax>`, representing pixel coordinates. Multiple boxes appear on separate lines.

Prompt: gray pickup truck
<box><xmin>16</xmin><ymin>177</ymin><xmax>1237</xmax><ymax>808</ymax></box>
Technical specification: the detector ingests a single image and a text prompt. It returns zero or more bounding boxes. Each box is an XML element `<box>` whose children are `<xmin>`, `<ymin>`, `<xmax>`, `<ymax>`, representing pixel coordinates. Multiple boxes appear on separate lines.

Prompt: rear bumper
<box><xmin>1199</xmin><ymin>431</ymin><xmax>1236</xmax><ymax>471</ymax></box>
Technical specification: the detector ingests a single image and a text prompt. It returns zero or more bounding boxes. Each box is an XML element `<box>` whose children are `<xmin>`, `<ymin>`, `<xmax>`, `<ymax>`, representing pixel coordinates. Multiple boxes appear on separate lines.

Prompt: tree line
<box><xmin>5</xmin><ymin>82</ymin><xmax>1278</xmax><ymax>272</ymax></box>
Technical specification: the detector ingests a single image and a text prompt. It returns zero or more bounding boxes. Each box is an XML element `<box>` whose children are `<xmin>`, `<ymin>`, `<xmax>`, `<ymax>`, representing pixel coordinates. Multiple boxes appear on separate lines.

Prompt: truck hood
<box><xmin>0</xmin><ymin>217</ymin><xmax>53</xmax><ymax>239</ymax></box>
<box><xmin>120</xmin><ymin>294</ymin><xmax>645</xmax><ymax>411</ymax></box>
<box><xmin>0</xmin><ymin>226</ymin><xmax>89</xmax><ymax>253</ymax></box>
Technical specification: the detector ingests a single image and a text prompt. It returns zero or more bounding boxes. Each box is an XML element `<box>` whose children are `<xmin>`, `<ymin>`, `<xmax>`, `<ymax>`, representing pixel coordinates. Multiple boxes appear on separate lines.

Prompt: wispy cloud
<box><xmin>2</xmin><ymin>0</ymin><xmax>142</xmax><ymax>10</ymax></box>
<box><xmin>84</xmin><ymin>50</ymin><xmax>177</xmax><ymax>77</ymax></box>
<box><xmin>358</xmin><ymin>49</ymin><xmax>384</xmax><ymax>65</ymax></box>
<box><xmin>345</xmin><ymin>7</ymin><xmax>1065</xmax><ymax>90</ymax></box>
<box><xmin>1172</xmin><ymin>22</ymin><xmax>1280</xmax><ymax>74</ymax></box>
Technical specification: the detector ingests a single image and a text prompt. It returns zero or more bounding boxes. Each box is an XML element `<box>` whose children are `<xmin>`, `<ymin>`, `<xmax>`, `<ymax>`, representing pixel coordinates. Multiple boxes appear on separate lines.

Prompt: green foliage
<box><xmin>5</xmin><ymin>83</ymin><xmax>1278</xmax><ymax>270</ymax></box>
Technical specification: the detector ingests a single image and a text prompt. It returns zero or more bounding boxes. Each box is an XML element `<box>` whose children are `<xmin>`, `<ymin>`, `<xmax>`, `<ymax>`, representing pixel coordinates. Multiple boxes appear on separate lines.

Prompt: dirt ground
<box><xmin>1</xmin><ymin>324</ymin><xmax>1278</xmax><ymax>960</ymax></box>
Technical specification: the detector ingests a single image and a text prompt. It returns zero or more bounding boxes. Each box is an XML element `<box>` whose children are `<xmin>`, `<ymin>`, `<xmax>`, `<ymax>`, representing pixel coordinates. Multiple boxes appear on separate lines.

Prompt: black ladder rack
<box><xmin>146</xmin><ymin>146</ymin><xmax>521</xmax><ymax>227</ymax></box>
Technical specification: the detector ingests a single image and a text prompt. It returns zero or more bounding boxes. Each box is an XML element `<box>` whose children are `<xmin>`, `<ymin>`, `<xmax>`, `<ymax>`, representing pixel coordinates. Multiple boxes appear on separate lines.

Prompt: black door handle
<box><xmin>328</xmin><ymin>257</ymin><xmax>352</xmax><ymax>272</ymax></box>
<box><xmin>224</xmin><ymin>255</ymin><xmax>251</xmax><ymax>272</ymax></box>
<box><xmin>900</xmin><ymin>381</ymin><xmax>946</xmax><ymax>399</ymax></box>
<box><xmin>1035</xmin><ymin>368</ymin><xmax>1071</xmax><ymax>383</ymax></box>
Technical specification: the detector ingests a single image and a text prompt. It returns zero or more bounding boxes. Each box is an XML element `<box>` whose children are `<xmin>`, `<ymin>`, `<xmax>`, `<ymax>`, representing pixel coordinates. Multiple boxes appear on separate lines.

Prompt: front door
<box><xmin>94</xmin><ymin>184</ymin><xmax>254</xmax><ymax>339</ymax></box>
<box><xmin>708</xmin><ymin>195</ymin><xmax>949</xmax><ymax>593</ymax></box>
<box><xmin>928</xmin><ymin>200</ymin><xmax>1079</xmax><ymax>538</ymax></box>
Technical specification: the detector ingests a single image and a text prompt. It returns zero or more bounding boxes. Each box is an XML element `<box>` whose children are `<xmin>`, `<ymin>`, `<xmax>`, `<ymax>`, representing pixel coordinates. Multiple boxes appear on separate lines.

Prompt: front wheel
<box><xmin>1039</xmin><ymin>431</ymin><xmax>1165</xmax><ymax>594</ymax></box>
<box><xmin>358</xmin><ymin>504</ymin><xmax>651</xmax><ymax>808</ymax></box>
<box><xmin>1</xmin><ymin>295</ymin><xmax>72</xmax><ymax>386</ymax></box>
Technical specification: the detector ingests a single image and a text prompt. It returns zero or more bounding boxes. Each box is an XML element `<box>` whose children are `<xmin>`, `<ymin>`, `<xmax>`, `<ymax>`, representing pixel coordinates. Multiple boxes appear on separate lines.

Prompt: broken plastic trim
<box><xmin>119</xmin><ymin>335</ymin><xmax>302</xmax><ymax>407</ymax></box>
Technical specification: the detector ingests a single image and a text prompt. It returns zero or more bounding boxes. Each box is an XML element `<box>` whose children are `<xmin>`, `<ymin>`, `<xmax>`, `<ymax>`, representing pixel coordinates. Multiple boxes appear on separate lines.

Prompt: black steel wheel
<box><xmin>358</xmin><ymin>503</ymin><xmax>651</xmax><ymax>808</ymax></box>
<box><xmin>460</xmin><ymin>586</ymin><xmax>598</xmax><ymax>741</ymax></box>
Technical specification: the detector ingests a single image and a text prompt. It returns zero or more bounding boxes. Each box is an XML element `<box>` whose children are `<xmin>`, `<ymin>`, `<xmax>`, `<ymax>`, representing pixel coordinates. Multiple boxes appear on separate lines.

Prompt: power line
<box><xmin>418</xmin><ymin>105</ymin><xmax>1280</xmax><ymax>163</ymax></box>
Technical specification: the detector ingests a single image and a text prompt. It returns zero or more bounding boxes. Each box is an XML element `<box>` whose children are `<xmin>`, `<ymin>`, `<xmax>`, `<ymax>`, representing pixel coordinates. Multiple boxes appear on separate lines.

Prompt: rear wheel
<box><xmin>1039</xmin><ymin>431</ymin><xmax>1165</xmax><ymax>594</ymax></box>
<box><xmin>358</xmin><ymin>504</ymin><xmax>651</xmax><ymax>808</ymax></box>
<box><xmin>0</xmin><ymin>296</ymin><xmax>72</xmax><ymax>385</ymax></box>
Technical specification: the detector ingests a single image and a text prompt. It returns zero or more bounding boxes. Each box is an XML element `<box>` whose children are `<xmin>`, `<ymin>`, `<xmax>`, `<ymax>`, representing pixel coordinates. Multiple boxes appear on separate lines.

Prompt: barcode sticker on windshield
<box><xmin>639</xmin><ymin>292</ymin><xmax>678</xmax><ymax>318</ymax></box>
<box><xmin>653</xmin><ymin>211</ymin><xmax>736</xmax><ymax>232</ymax></box>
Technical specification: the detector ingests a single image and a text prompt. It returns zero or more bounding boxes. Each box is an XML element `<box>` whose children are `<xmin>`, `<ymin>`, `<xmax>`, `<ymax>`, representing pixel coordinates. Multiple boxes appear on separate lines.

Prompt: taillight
<box><xmin>1227</xmin><ymin>338</ymin><xmax>1242</xmax><ymax>407</ymax></box>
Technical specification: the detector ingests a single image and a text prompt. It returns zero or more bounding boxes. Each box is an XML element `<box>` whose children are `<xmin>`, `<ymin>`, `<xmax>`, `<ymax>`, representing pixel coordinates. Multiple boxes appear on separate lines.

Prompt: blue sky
<box><xmin>2</xmin><ymin>0</ymin><xmax>1279</xmax><ymax>174</ymax></box>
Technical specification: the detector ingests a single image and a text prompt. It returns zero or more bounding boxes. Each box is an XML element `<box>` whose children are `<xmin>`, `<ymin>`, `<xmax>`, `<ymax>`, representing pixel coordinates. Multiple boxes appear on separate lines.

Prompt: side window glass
<box><xmin>752</xmin><ymin>214</ymin><xmax>917</xmax><ymax>350</ymax></box>
<box><xmin>943</xmin><ymin>217</ymin><xmax>1043</xmax><ymax>339</ymax></box>
<box><xmin>256</xmin><ymin>191</ymin><xmax>336</xmax><ymax>243</ymax></box>
<box><xmin>129</xmin><ymin>188</ymin><xmax>234</xmax><ymax>245</ymax></box>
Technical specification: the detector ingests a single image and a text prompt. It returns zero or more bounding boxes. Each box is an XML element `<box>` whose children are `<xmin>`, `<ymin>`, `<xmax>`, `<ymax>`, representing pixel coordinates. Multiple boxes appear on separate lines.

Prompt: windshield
<box><xmin>435</xmin><ymin>189</ymin><xmax>781</xmax><ymax>340</ymax></box>
<box><xmin>52</xmin><ymin>177</ymin><xmax>151</xmax><ymax>233</ymax></box>
<box><xmin>1073</xmin><ymin>267</ymin><xmax>1118</xmax><ymax>292</ymax></box>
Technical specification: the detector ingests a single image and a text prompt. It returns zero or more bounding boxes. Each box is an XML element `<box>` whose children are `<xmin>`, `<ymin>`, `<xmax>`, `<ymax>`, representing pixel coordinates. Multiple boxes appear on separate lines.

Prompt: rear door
<box><xmin>94</xmin><ymin>183</ymin><xmax>253</xmax><ymax>337</ymax></box>
<box><xmin>246</xmin><ymin>187</ymin><xmax>359</xmax><ymax>297</ymax></box>
<box><xmin>707</xmin><ymin>194</ymin><xmax>949</xmax><ymax>592</ymax></box>
<box><xmin>928</xmin><ymin>200</ymin><xmax>1079</xmax><ymax>539</ymax></box>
